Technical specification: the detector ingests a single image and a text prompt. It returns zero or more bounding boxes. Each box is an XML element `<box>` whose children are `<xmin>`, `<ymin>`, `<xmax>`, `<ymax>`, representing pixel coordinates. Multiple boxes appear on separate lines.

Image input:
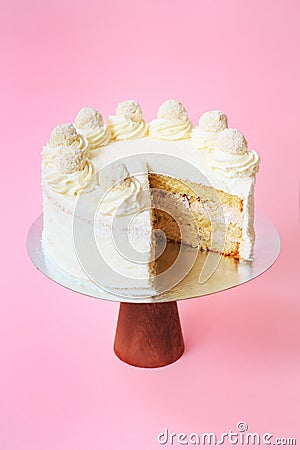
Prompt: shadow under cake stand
<box><xmin>27</xmin><ymin>210</ymin><xmax>280</xmax><ymax>368</ymax></box>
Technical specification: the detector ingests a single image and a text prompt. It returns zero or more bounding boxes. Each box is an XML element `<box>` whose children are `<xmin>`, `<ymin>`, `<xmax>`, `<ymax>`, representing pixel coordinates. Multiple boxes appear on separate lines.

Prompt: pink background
<box><xmin>1</xmin><ymin>0</ymin><xmax>299</xmax><ymax>449</ymax></box>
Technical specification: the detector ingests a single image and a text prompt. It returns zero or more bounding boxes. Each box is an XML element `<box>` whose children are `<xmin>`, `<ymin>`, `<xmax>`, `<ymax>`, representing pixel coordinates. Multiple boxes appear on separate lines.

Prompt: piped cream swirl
<box><xmin>149</xmin><ymin>99</ymin><xmax>192</xmax><ymax>140</ymax></box>
<box><xmin>98</xmin><ymin>178</ymin><xmax>143</xmax><ymax>216</ymax></box>
<box><xmin>42</xmin><ymin>134</ymin><xmax>88</xmax><ymax>168</ymax></box>
<box><xmin>107</xmin><ymin>116</ymin><xmax>148</xmax><ymax>140</ymax></box>
<box><xmin>77</xmin><ymin>127</ymin><xmax>111</xmax><ymax>151</ymax></box>
<box><xmin>149</xmin><ymin>117</ymin><xmax>192</xmax><ymax>140</ymax></box>
<box><xmin>190</xmin><ymin>129</ymin><xmax>218</xmax><ymax>152</ymax></box>
<box><xmin>190</xmin><ymin>110</ymin><xmax>228</xmax><ymax>151</ymax></box>
<box><xmin>45</xmin><ymin>160</ymin><xmax>96</xmax><ymax>195</ymax></box>
<box><xmin>107</xmin><ymin>100</ymin><xmax>148</xmax><ymax>140</ymax></box>
<box><xmin>75</xmin><ymin>107</ymin><xmax>111</xmax><ymax>151</ymax></box>
<box><xmin>208</xmin><ymin>149</ymin><xmax>260</xmax><ymax>178</ymax></box>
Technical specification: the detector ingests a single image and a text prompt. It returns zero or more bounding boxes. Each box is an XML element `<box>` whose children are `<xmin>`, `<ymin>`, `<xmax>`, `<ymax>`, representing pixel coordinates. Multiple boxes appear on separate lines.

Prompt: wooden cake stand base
<box><xmin>114</xmin><ymin>301</ymin><xmax>184</xmax><ymax>368</ymax></box>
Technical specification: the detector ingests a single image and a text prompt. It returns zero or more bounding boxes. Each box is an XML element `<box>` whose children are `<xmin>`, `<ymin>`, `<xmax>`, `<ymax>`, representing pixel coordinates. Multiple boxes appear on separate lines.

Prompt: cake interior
<box><xmin>42</xmin><ymin>170</ymin><xmax>247</xmax><ymax>296</ymax></box>
<box><xmin>149</xmin><ymin>173</ymin><xmax>244</xmax><ymax>260</ymax></box>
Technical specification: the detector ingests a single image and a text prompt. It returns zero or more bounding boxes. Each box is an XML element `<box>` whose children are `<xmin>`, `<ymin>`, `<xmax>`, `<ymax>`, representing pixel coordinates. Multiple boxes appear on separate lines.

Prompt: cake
<box><xmin>41</xmin><ymin>100</ymin><xmax>260</xmax><ymax>297</ymax></box>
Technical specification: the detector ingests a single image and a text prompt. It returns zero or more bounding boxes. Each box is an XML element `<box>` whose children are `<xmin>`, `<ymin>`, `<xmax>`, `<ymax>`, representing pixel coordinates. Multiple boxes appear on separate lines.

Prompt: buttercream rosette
<box><xmin>107</xmin><ymin>100</ymin><xmax>148</xmax><ymax>140</ymax></box>
<box><xmin>75</xmin><ymin>107</ymin><xmax>111</xmax><ymax>152</ymax></box>
<box><xmin>45</xmin><ymin>145</ymin><xmax>96</xmax><ymax>195</ymax></box>
<box><xmin>42</xmin><ymin>123</ymin><xmax>88</xmax><ymax>168</ymax></box>
<box><xmin>208</xmin><ymin>128</ymin><xmax>260</xmax><ymax>178</ymax></box>
<box><xmin>149</xmin><ymin>99</ymin><xmax>192</xmax><ymax>140</ymax></box>
<box><xmin>190</xmin><ymin>110</ymin><xmax>228</xmax><ymax>152</ymax></box>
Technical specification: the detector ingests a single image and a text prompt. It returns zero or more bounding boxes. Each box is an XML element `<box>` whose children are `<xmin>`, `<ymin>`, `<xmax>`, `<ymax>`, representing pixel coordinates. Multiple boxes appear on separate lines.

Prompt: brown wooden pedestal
<box><xmin>114</xmin><ymin>301</ymin><xmax>184</xmax><ymax>368</ymax></box>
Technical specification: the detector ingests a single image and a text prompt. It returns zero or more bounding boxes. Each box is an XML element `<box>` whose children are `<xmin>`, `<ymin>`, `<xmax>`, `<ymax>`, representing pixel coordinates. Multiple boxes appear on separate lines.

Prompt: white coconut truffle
<box><xmin>99</xmin><ymin>162</ymin><xmax>130</xmax><ymax>191</ymax></box>
<box><xmin>75</xmin><ymin>107</ymin><xmax>104</xmax><ymax>131</ymax></box>
<box><xmin>198</xmin><ymin>110</ymin><xmax>228</xmax><ymax>133</ymax></box>
<box><xmin>158</xmin><ymin>99</ymin><xmax>188</xmax><ymax>121</ymax></box>
<box><xmin>116</xmin><ymin>100</ymin><xmax>143</xmax><ymax>122</ymax></box>
<box><xmin>215</xmin><ymin>128</ymin><xmax>248</xmax><ymax>155</ymax></box>
<box><xmin>49</xmin><ymin>123</ymin><xmax>78</xmax><ymax>147</ymax></box>
<box><xmin>55</xmin><ymin>146</ymin><xmax>86</xmax><ymax>174</ymax></box>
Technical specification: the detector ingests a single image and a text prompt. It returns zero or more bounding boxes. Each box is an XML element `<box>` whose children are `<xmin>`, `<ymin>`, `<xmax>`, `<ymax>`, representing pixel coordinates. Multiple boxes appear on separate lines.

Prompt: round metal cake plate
<box><xmin>26</xmin><ymin>209</ymin><xmax>280</xmax><ymax>304</ymax></box>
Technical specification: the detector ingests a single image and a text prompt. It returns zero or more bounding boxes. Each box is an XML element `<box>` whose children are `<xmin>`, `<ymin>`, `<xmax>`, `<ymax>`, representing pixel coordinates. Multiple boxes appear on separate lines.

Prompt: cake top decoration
<box><xmin>74</xmin><ymin>107</ymin><xmax>111</xmax><ymax>150</ymax></box>
<box><xmin>50</xmin><ymin>123</ymin><xmax>79</xmax><ymax>147</ymax></box>
<box><xmin>198</xmin><ymin>110</ymin><xmax>228</xmax><ymax>133</ymax></box>
<box><xmin>215</xmin><ymin>128</ymin><xmax>248</xmax><ymax>155</ymax></box>
<box><xmin>107</xmin><ymin>100</ymin><xmax>148</xmax><ymax>140</ymax></box>
<box><xmin>149</xmin><ymin>99</ymin><xmax>192</xmax><ymax>140</ymax></box>
<box><xmin>157</xmin><ymin>99</ymin><xmax>189</xmax><ymax>121</ymax></box>
<box><xmin>99</xmin><ymin>162</ymin><xmax>130</xmax><ymax>191</ymax></box>
<box><xmin>190</xmin><ymin>110</ymin><xmax>228</xmax><ymax>151</ymax></box>
<box><xmin>116</xmin><ymin>100</ymin><xmax>143</xmax><ymax>123</ymax></box>
<box><xmin>55</xmin><ymin>146</ymin><xmax>86</xmax><ymax>174</ymax></box>
<box><xmin>75</xmin><ymin>107</ymin><xmax>104</xmax><ymax>131</ymax></box>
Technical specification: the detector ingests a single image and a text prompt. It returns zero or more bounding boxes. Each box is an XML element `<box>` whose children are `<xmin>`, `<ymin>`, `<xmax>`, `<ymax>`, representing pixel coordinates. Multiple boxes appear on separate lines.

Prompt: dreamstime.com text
<box><xmin>157</xmin><ymin>422</ymin><xmax>296</xmax><ymax>446</ymax></box>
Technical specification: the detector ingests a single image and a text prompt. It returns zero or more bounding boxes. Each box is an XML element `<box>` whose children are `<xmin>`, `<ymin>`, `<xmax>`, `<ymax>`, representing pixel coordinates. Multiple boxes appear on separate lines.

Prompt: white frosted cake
<box><xmin>41</xmin><ymin>100</ymin><xmax>260</xmax><ymax>296</ymax></box>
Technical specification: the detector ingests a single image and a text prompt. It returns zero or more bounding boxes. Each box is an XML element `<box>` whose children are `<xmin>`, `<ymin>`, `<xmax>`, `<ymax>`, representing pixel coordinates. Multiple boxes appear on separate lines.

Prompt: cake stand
<box><xmin>27</xmin><ymin>209</ymin><xmax>280</xmax><ymax>368</ymax></box>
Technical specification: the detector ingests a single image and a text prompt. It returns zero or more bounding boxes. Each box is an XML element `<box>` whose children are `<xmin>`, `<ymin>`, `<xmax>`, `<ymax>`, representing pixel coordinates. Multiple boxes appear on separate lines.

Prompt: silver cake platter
<box><xmin>27</xmin><ymin>210</ymin><xmax>280</xmax><ymax>367</ymax></box>
<box><xmin>27</xmin><ymin>209</ymin><xmax>280</xmax><ymax>304</ymax></box>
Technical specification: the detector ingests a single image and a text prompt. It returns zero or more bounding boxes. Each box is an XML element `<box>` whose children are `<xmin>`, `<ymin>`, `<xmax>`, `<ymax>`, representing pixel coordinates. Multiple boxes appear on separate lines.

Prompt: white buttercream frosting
<box><xmin>42</xmin><ymin>103</ymin><xmax>261</xmax><ymax>264</ymax></box>
<box><xmin>208</xmin><ymin>148</ymin><xmax>260</xmax><ymax>178</ymax></box>
<box><xmin>190</xmin><ymin>129</ymin><xmax>218</xmax><ymax>152</ymax></box>
<box><xmin>190</xmin><ymin>110</ymin><xmax>228</xmax><ymax>151</ymax></box>
<box><xmin>149</xmin><ymin>99</ymin><xmax>192</xmax><ymax>140</ymax></box>
<box><xmin>149</xmin><ymin>100</ymin><xmax>193</xmax><ymax>141</ymax></box>
<box><xmin>209</xmin><ymin>128</ymin><xmax>259</xmax><ymax>178</ymax></box>
<box><xmin>98</xmin><ymin>177</ymin><xmax>143</xmax><ymax>216</ymax></box>
<box><xmin>77</xmin><ymin>127</ymin><xmax>111</xmax><ymax>151</ymax></box>
<box><xmin>107</xmin><ymin>116</ymin><xmax>148</xmax><ymax>140</ymax></box>
<box><xmin>107</xmin><ymin>100</ymin><xmax>148</xmax><ymax>140</ymax></box>
<box><xmin>45</xmin><ymin>159</ymin><xmax>96</xmax><ymax>195</ymax></box>
<box><xmin>75</xmin><ymin>107</ymin><xmax>111</xmax><ymax>150</ymax></box>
